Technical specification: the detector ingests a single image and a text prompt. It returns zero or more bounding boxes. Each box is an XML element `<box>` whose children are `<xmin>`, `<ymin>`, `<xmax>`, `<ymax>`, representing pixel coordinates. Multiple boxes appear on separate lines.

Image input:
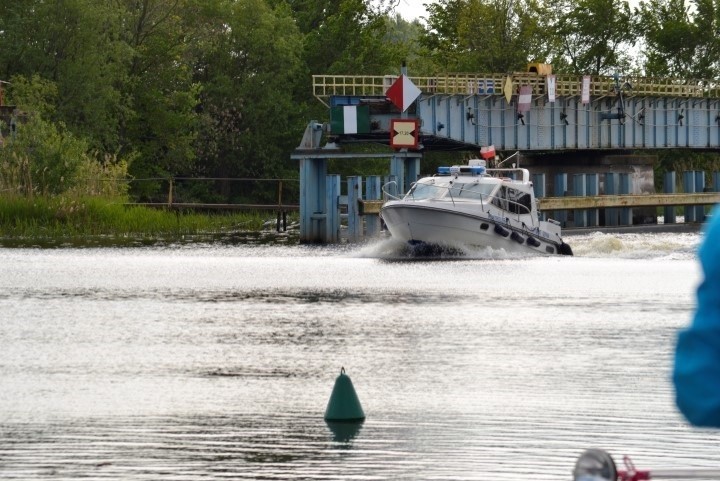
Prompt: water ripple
<box><xmin>0</xmin><ymin>242</ymin><xmax>714</xmax><ymax>480</ymax></box>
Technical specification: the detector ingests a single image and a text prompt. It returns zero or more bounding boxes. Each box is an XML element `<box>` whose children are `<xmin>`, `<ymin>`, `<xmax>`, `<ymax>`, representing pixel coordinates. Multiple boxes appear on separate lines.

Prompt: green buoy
<box><xmin>324</xmin><ymin>367</ymin><xmax>365</xmax><ymax>422</ymax></box>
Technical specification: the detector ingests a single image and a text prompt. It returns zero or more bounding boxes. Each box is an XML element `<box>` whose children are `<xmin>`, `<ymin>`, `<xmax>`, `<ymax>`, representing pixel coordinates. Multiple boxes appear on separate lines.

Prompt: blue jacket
<box><xmin>674</xmin><ymin>205</ymin><xmax>720</xmax><ymax>426</ymax></box>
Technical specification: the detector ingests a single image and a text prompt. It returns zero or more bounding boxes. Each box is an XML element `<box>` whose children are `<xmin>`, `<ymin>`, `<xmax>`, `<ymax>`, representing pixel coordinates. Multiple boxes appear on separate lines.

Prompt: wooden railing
<box><xmin>358</xmin><ymin>192</ymin><xmax>720</xmax><ymax>214</ymax></box>
<box><xmin>126</xmin><ymin>177</ymin><xmax>300</xmax><ymax>212</ymax></box>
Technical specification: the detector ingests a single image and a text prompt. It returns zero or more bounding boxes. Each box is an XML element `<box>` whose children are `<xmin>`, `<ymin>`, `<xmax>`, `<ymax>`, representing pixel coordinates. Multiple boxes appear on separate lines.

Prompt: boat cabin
<box><xmin>404</xmin><ymin>161</ymin><xmax>536</xmax><ymax>217</ymax></box>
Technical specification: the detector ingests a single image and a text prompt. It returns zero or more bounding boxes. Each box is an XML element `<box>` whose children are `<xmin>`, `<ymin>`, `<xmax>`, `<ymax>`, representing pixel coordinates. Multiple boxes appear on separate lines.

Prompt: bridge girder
<box><xmin>316</xmin><ymin>73</ymin><xmax>720</xmax><ymax>152</ymax></box>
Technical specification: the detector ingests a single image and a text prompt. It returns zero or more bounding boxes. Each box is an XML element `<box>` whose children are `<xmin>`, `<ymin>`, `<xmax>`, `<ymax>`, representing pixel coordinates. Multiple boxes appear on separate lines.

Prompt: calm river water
<box><xmin>1</xmin><ymin>231</ymin><xmax>718</xmax><ymax>480</ymax></box>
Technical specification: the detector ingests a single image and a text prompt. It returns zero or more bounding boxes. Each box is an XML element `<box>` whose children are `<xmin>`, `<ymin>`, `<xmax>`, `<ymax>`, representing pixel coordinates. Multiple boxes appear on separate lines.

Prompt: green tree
<box><xmin>690</xmin><ymin>0</ymin><xmax>720</xmax><ymax>78</ymax></box>
<box><xmin>277</xmin><ymin>0</ymin><xmax>398</xmax><ymax>74</ymax></box>
<box><xmin>194</xmin><ymin>0</ymin><xmax>306</xmax><ymax>187</ymax></box>
<box><xmin>384</xmin><ymin>14</ymin><xmax>430</xmax><ymax>75</ymax></box>
<box><xmin>0</xmin><ymin>0</ymin><xmax>132</xmax><ymax>149</ymax></box>
<box><xmin>1</xmin><ymin>76</ymin><xmax>93</xmax><ymax>197</ymax></box>
<box><xmin>1</xmin><ymin>115</ymin><xmax>90</xmax><ymax>196</ymax></box>
<box><xmin>551</xmin><ymin>0</ymin><xmax>637</xmax><ymax>75</ymax></box>
<box><xmin>422</xmin><ymin>0</ymin><xmax>466</xmax><ymax>70</ymax></box>
<box><xmin>460</xmin><ymin>0</ymin><xmax>551</xmax><ymax>72</ymax></box>
<box><xmin>422</xmin><ymin>0</ymin><xmax>552</xmax><ymax>73</ymax></box>
<box><xmin>2</xmin><ymin>75</ymin><xmax>132</xmax><ymax>199</ymax></box>
<box><xmin>3</xmin><ymin>75</ymin><xmax>59</xmax><ymax>119</ymax></box>
<box><xmin>115</xmin><ymin>0</ymin><xmax>205</xmax><ymax>186</ymax></box>
<box><xmin>636</xmin><ymin>0</ymin><xmax>698</xmax><ymax>77</ymax></box>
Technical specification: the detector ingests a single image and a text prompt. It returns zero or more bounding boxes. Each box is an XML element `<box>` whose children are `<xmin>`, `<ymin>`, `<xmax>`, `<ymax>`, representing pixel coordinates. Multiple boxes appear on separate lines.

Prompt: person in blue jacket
<box><xmin>674</xmin><ymin>205</ymin><xmax>720</xmax><ymax>427</ymax></box>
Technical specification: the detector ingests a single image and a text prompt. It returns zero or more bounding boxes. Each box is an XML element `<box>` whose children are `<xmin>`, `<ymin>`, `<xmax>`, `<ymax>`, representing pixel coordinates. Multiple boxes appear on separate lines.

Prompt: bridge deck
<box><xmin>316</xmin><ymin>73</ymin><xmax>720</xmax><ymax>151</ymax></box>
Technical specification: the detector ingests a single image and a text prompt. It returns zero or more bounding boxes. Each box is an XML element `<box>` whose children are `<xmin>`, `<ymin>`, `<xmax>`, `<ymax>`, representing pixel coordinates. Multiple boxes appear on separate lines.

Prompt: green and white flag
<box><xmin>330</xmin><ymin>105</ymin><xmax>370</xmax><ymax>134</ymax></box>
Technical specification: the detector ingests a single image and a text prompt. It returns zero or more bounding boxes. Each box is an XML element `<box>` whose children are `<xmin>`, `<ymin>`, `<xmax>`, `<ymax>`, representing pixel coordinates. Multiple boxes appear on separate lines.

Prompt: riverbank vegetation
<box><xmin>1</xmin><ymin>0</ymin><xmax>720</xmax><ymax>238</ymax></box>
<box><xmin>0</xmin><ymin>195</ymin><xmax>290</xmax><ymax>245</ymax></box>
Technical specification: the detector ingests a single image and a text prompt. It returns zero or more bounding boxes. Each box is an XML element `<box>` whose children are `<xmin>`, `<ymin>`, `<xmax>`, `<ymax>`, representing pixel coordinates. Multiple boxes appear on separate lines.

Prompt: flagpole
<box><xmin>400</xmin><ymin>61</ymin><xmax>407</xmax><ymax>120</ymax></box>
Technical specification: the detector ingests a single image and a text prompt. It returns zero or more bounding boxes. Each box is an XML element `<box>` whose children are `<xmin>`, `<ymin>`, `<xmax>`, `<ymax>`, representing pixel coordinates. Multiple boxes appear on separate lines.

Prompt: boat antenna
<box><xmin>496</xmin><ymin>151</ymin><xmax>520</xmax><ymax>168</ymax></box>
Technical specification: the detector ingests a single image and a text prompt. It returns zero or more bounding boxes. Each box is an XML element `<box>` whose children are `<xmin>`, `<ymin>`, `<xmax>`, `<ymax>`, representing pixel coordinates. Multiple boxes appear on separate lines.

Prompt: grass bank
<box><xmin>0</xmin><ymin>196</ymin><xmax>294</xmax><ymax>243</ymax></box>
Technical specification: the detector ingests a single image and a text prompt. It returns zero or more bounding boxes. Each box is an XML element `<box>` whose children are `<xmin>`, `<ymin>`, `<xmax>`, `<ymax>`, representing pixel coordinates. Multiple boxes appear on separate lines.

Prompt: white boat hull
<box><xmin>381</xmin><ymin>202</ymin><xmax>569</xmax><ymax>256</ymax></box>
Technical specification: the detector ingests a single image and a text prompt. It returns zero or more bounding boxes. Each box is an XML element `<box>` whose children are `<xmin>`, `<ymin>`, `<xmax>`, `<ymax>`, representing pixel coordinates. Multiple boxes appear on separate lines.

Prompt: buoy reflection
<box><xmin>325</xmin><ymin>420</ymin><xmax>364</xmax><ymax>443</ymax></box>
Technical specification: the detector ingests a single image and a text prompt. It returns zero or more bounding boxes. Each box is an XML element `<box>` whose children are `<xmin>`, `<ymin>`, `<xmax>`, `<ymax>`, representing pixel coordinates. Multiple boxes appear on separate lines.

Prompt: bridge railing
<box><xmin>312</xmin><ymin>73</ymin><xmax>720</xmax><ymax>105</ymax></box>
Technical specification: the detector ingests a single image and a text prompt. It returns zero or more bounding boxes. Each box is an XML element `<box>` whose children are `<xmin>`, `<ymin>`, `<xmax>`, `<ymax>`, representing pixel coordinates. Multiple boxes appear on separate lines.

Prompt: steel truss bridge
<box><xmin>313</xmin><ymin>72</ymin><xmax>720</xmax><ymax>151</ymax></box>
<box><xmin>293</xmin><ymin>71</ymin><xmax>720</xmax><ymax>243</ymax></box>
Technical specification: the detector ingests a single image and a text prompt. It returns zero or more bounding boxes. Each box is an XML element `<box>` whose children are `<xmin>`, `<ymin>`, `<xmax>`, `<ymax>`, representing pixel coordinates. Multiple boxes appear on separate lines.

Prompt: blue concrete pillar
<box><xmin>300</xmin><ymin>157</ymin><xmax>327</xmax><ymax>242</ymax></box>
<box><xmin>532</xmin><ymin>173</ymin><xmax>546</xmax><ymax>221</ymax></box>
<box><xmin>325</xmin><ymin>175</ymin><xmax>341</xmax><ymax>243</ymax></box>
<box><xmin>390</xmin><ymin>156</ymin><xmax>405</xmax><ymax>196</ymax></box>
<box><xmin>695</xmin><ymin>170</ymin><xmax>706</xmax><ymax>221</ymax></box>
<box><xmin>619</xmin><ymin>173</ymin><xmax>632</xmax><ymax>225</ymax></box>
<box><xmin>664</xmin><ymin>171</ymin><xmax>676</xmax><ymax>224</ymax></box>
<box><xmin>683</xmin><ymin>171</ymin><xmax>696</xmax><ymax>222</ymax></box>
<box><xmin>347</xmin><ymin>176</ymin><xmax>363</xmax><ymax>242</ymax></box>
<box><xmin>714</xmin><ymin>172</ymin><xmax>720</xmax><ymax>192</ymax></box>
<box><xmin>532</xmin><ymin>173</ymin><xmax>546</xmax><ymax>198</ymax></box>
<box><xmin>365</xmin><ymin>176</ymin><xmax>382</xmax><ymax>238</ymax></box>
<box><xmin>391</xmin><ymin>155</ymin><xmax>421</xmax><ymax>197</ymax></box>
<box><xmin>405</xmin><ymin>157</ymin><xmax>421</xmax><ymax>192</ymax></box>
<box><xmin>586</xmin><ymin>174</ymin><xmax>599</xmax><ymax>227</ymax></box>
<box><xmin>605</xmin><ymin>172</ymin><xmax>618</xmax><ymax>226</ymax></box>
<box><xmin>554</xmin><ymin>173</ymin><xmax>567</xmax><ymax>226</ymax></box>
<box><xmin>573</xmin><ymin>174</ymin><xmax>587</xmax><ymax>228</ymax></box>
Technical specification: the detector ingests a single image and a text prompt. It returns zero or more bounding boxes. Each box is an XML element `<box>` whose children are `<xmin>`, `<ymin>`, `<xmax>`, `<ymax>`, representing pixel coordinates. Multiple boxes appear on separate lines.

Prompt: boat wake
<box><xmin>354</xmin><ymin>237</ymin><xmax>539</xmax><ymax>260</ymax></box>
<box><xmin>353</xmin><ymin>231</ymin><xmax>701</xmax><ymax>261</ymax></box>
<box><xmin>557</xmin><ymin>231</ymin><xmax>700</xmax><ymax>260</ymax></box>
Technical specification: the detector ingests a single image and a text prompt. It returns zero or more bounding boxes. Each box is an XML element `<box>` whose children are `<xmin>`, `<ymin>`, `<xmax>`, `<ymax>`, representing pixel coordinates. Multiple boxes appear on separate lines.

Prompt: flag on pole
<box><xmin>386</xmin><ymin>75</ymin><xmax>422</xmax><ymax>112</ymax></box>
<box><xmin>581</xmin><ymin>76</ymin><xmax>591</xmax><ymax>104</ymax></box>
<box><xmin>503</xmin><ymin>76</ymin><xmax>513</xmax><ymax>103</ymax></box>
<box><xmin>547</xmin><ymin>75</ymin><xmax>556</xmax><ymax>103</ymax></box>
<box><xmin>518</xmin><ymin>85</ymin><xmax>532</xmax><ymax>112</ymax></box>
<box><xmin>330</xmin><ymin>105</ymin><xmax>370</xmax><ymax>134</ymax></box>
<box><xmin>480</xmin><ymin>145</ymin><xmax>496</xmax><ymax>160</ymax></box>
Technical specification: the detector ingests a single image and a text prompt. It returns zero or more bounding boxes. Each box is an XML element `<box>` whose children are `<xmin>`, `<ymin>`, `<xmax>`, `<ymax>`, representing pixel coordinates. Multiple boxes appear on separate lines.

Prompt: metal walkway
<box><xmin>314</xmin><ymin>73</ymin><xmax>720</xmax><ymax>151</ymax></box>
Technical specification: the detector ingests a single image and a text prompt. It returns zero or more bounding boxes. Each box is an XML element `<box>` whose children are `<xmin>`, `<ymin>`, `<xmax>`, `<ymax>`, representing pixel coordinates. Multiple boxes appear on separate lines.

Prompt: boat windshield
<box><xmin>406</xmin><ymin>180</ymin><xmax>497</xmax><ymax>201</ymax></box>
<box><xmin>448</xmin><ymin>182</ymin><xmax>496</xmax><ymax>200</ymax></box>
<box><xmin>405</xmin><ymin>180</ymin><xmax>451</xmax><ymax>200</ymax></box>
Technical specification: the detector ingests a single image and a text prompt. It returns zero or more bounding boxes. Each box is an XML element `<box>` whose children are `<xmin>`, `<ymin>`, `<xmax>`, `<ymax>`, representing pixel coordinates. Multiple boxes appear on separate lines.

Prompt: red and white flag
<box><xmin>386</xmin><ymin>74</ymin><xmax>422</xmax><ymax>112</ymax></box>
<box><xmin>517</xmin><ymin>85</ymin><xmax>532</xmax><ymax>113</ymax></box>
<box><xmin>480</xmin><ymin>145</ymin><xmax>496</xmax><ymax>160</ymax></box>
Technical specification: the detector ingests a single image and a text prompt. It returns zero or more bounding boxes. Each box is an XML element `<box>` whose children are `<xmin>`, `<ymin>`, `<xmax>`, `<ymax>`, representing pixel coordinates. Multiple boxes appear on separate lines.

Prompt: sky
<box><xmin>393</xmin><ymin>0</ymin><xmax>430</xmax><ymax>21</ymax></box>
<box><xmin>392</xmin><ymin>0</ymin><xmax>643</xmax><ymax>22</ymax></box>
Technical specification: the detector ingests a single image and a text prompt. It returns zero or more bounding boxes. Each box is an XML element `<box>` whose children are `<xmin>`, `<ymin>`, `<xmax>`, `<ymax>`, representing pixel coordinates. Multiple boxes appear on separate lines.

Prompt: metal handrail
<box><xmin>381</xmin><ymin>181</ymin><xmax>401</xmax><ymax>201</ymax></box>
<box><xmin>312</xmin><ymin>73</ymin><xmax>720</xmax><ymax>104</ymax></box>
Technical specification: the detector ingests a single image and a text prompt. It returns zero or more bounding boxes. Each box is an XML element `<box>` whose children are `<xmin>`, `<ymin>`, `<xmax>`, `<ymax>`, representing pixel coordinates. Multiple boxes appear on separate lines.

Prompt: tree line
<box><xmin>0</xmin><ymin>0</ymin><xmax>719</xmax><ymax>202</ymax></box>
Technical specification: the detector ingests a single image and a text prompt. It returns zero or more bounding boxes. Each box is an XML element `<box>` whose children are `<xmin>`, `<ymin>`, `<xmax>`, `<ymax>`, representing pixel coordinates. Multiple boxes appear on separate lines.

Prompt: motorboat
<box><xmin>380</xmin><ymin>158</ymin><xmax>573</xmax><ymax>256</ymax></box>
